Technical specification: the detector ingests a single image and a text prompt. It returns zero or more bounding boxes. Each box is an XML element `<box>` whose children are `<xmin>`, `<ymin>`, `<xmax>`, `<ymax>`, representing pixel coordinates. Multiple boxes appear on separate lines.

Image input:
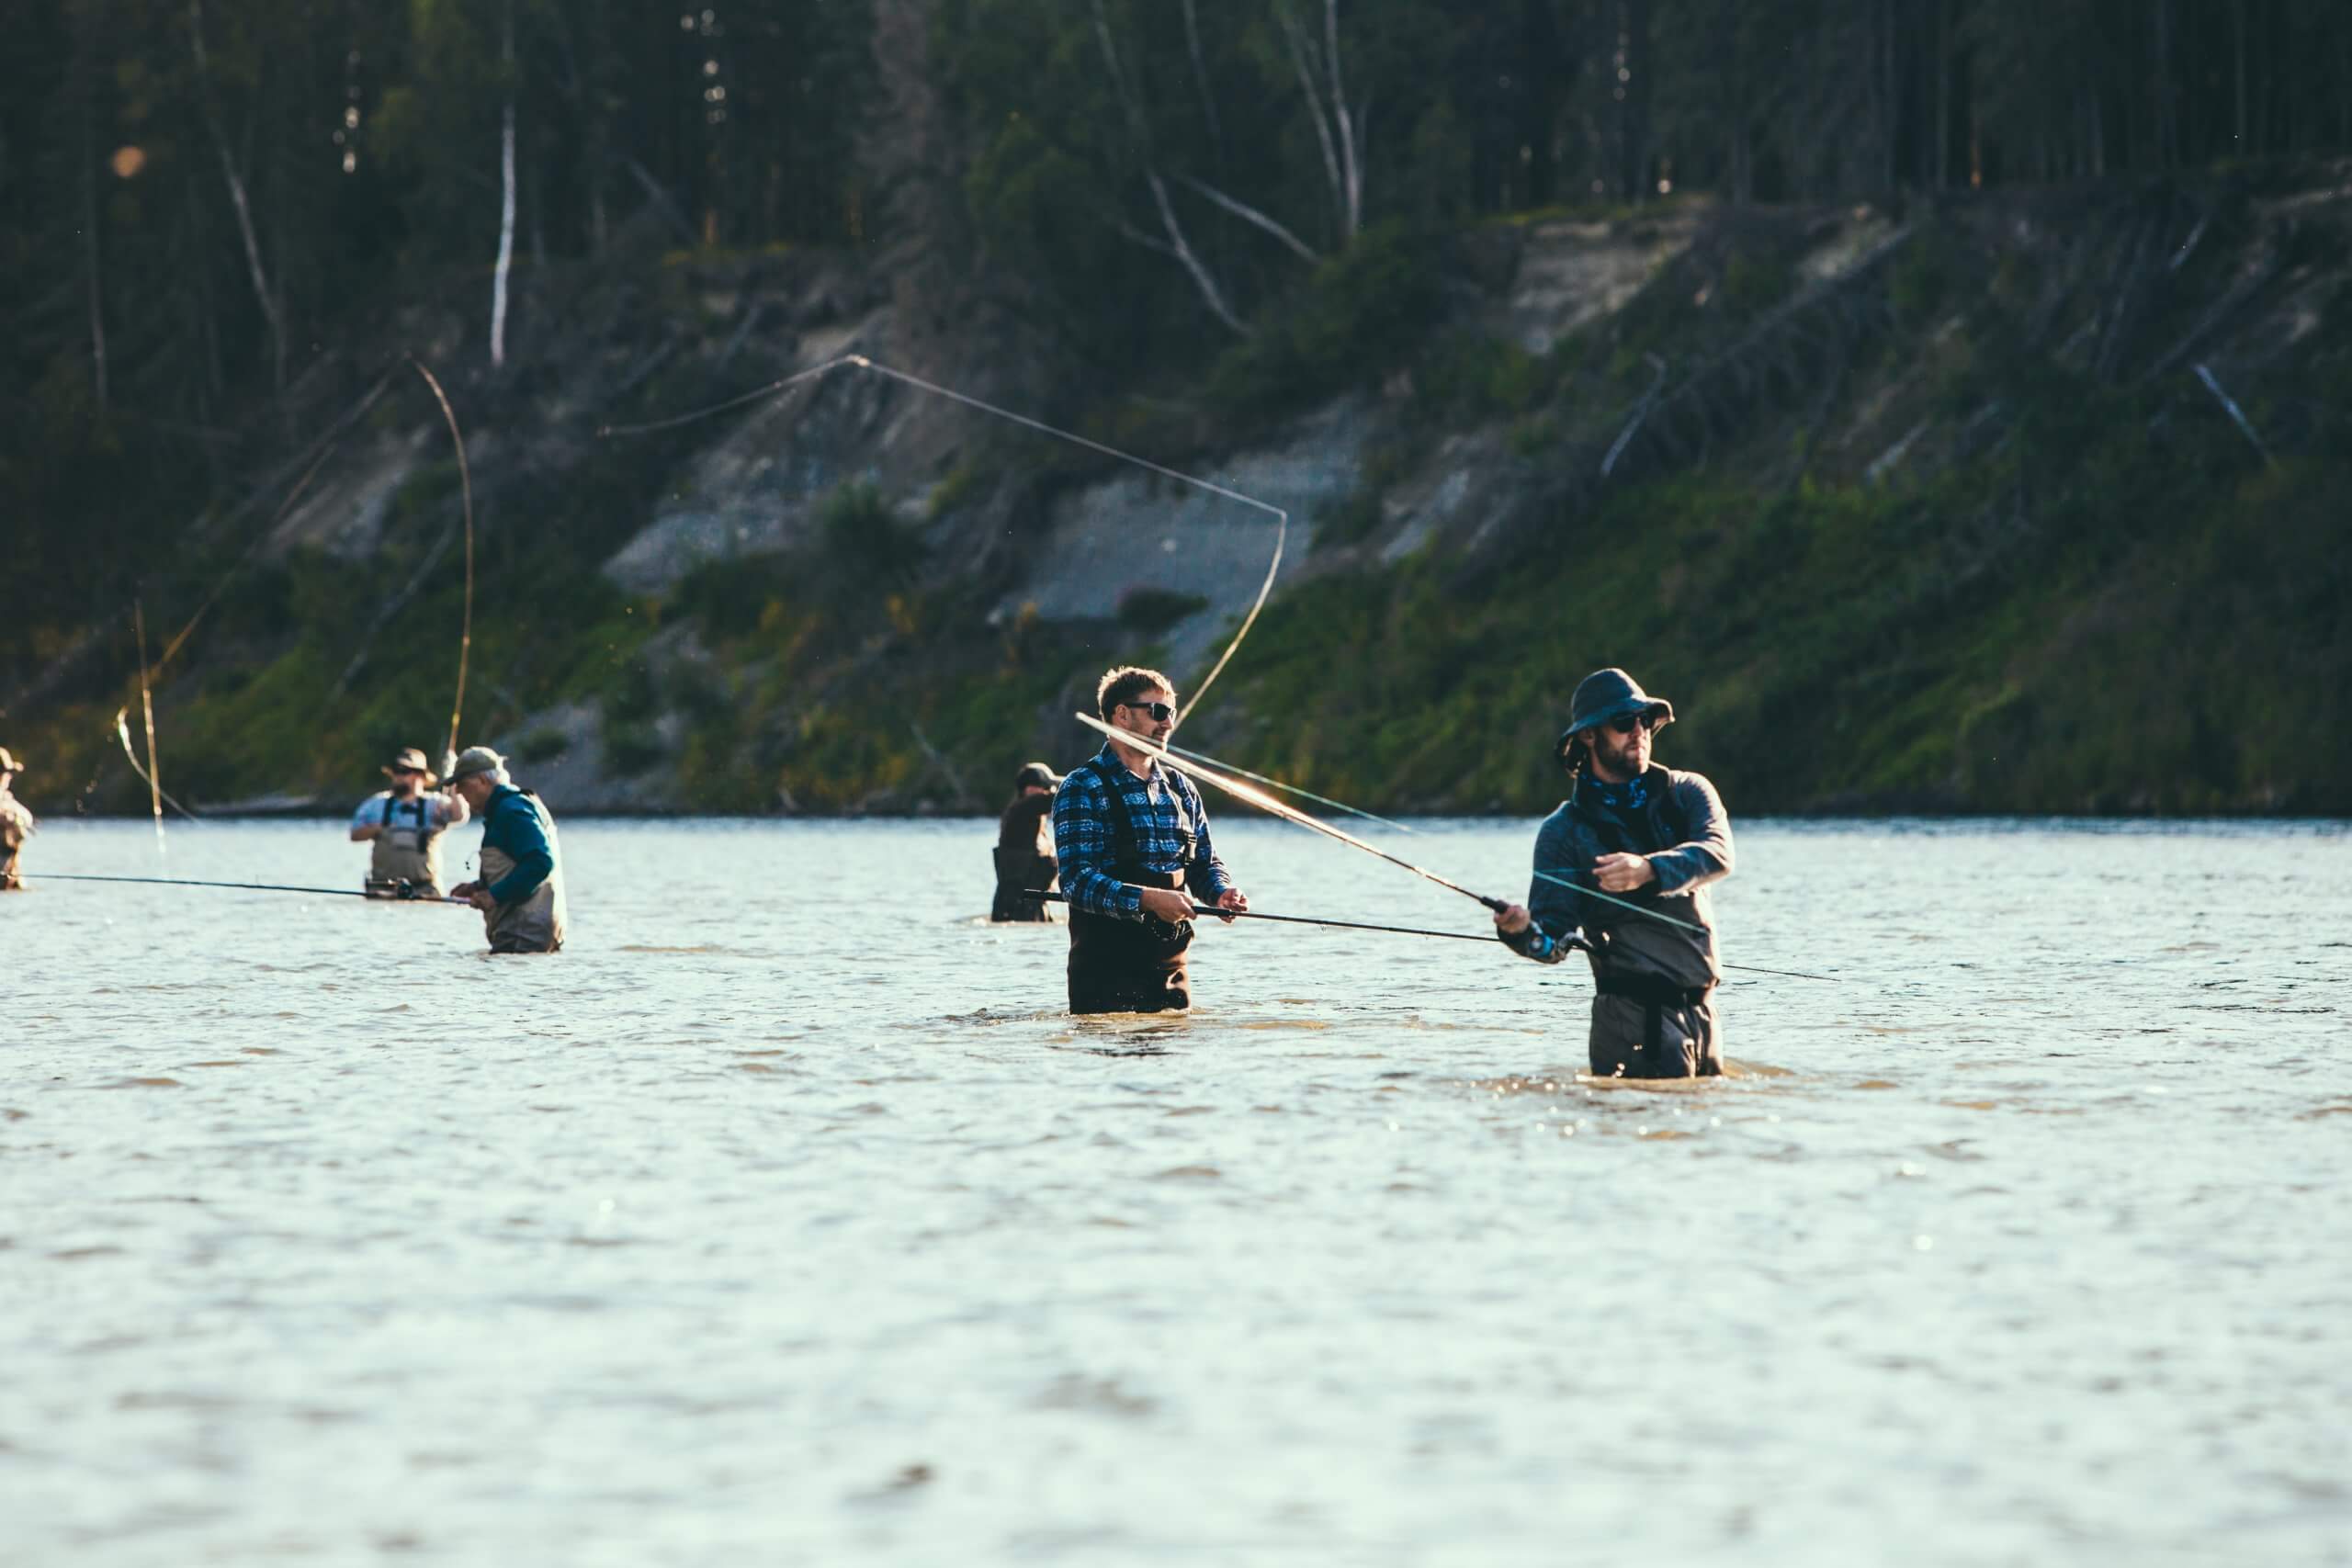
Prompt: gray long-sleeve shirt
<box><xmin>1510</xmin><ymin>766</ymin><xmax>1734</xmax><ymax>989</ymax></box>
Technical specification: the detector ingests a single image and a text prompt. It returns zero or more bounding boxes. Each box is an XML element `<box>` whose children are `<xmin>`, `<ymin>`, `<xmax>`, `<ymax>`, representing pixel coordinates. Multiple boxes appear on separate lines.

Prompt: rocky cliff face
<box><xmin>15</xmin><ymin>165</ymin><xmax>2349</xmax><ymax>816</ymax></box>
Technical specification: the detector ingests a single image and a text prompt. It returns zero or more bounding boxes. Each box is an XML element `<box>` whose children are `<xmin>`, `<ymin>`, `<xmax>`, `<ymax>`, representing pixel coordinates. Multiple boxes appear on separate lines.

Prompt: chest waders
<box><xmin>1574</xmin><ymin>770</ymin><xmax>1722</xmax><ymax>1079</ymax></box>
<box><xmin>479</xmin><ymin>790</ymin><xmax>567</xmax><ymax>954</ymax></box>
<box><xmin>366</xmin><ymin>794</ymin><xmax>445</xmax><ymax>898</ymax></box>
<box><xmin>0</xmin><ymin>799</ymin><xmax>28</xmax><ymax>890</ymax></box>
<box><xmin>991</xmin><ymin>797</ymin><xmax>1057</xmax><ymax>923</ymax></box>
<box><xmin>1066</xmin><ymin>762</ymin><xmax>1194</xmax><ymax>1014</ymax></box>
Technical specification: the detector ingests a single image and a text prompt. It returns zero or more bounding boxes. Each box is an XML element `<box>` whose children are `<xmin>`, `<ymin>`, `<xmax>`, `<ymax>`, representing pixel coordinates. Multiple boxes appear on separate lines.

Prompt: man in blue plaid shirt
<box><xmin>1053</xmin><ymin>666</ymin><xmax>1248</xmax><ymax>1013</ymax></box>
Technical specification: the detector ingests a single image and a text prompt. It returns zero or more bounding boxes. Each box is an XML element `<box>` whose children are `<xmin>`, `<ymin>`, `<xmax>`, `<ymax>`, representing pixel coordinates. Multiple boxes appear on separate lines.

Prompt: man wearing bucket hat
<box><xmin>991</xmin><ymin>761</ymin><xmax>1063</xmax><ymax>922</ymax></box>
<box><xmin>348</xmin><ymin>746</ymin><xmax>469</xmax><ymax>898</ymax></box>
<box><xmin>443</xmin><ymin>746</ymin><xmax>567</xmax><ymax>953</ymax></box>
<box><xmin>1492</xmin><ymin>668</ymin><xmax>1736</xmax><ymax>1077</ymax></box>
<box><xmin>0</xmin><ymin>748</ymin><xmax>34</xmax><ymax>891</ymax></box>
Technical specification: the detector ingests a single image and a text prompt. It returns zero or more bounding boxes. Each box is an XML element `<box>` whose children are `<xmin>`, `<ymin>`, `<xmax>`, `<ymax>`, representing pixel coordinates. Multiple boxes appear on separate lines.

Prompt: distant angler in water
<box><xmin>1493</xmin><ymin>668</ymin><xmax>1735</xmax><ymax>1077</ymax></box>
<box><xmin>992</xmin><ymin>761</ymin><xmax>1062</xmax><ymax>922</ymax></box>
<box><xmin>348</xmin><ymin>746</ymin><xmax>469</xmax><ymax>899</ymax></box>
<box><xmin>0</xmin><ymin>749</ymin><xmax>34</xmax><ymax>891</ymax></box>
<box><xmin>445</xmin><ymin>747</ymin><xmax>567</xmax><ymax>954</ymax></box>
<box><xmin>1054</xmin><ymin>666</ymin><xmax>1248</xmax><ymax>1014</ymax></box>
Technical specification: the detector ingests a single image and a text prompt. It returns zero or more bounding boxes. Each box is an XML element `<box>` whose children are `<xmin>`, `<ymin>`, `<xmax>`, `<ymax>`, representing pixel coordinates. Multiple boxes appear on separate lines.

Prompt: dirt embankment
<box><xmin>16</xmin><ymin>164</ymin><xmax>2349</xmax><ymax>816</ymax></box>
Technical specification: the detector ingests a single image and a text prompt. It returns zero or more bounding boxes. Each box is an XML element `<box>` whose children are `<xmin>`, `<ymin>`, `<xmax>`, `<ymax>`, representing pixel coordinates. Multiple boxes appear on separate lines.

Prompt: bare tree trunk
<box><xmin>2153</xmin><ymin>0</ymin><xmax>2177</xmax><ymax>167</ymax></box>
<box><xmin>1089</xmin><ymin>0</ymin><xmax>1250</xmax><ymax>335</ymax></box>
<box><xmin>1933</xmin><ymin>0</ymin><xmax>1951</xmax><ymax>189</ymax></box>
<box><xmin>2233</xmin><ymin>0</ymin><xmax>2247</xmax><ymax>154</ymax></box>
<box><xmin>1878</xmin><ymin>0</ymin><xmax>1896</xmax><ymax>193</ymax></box>
<box><xmin>1613</xmin><ymin>0</ymin><xmax>1652</xmax><ymax>204</ymax></box>
<box><xmin>1143</xmin><ymin>176</ymin><xmax>1248</xmax><ymax>336</ymax></box>
<box><xmin>77</xmin><ymin>9</ymin><xmax>107</xmax><ymax>412</ymax></box>
<box><xmin>189</xmin><ymin>0</ymin><xmax>284</xmax><ymax>389</ymax></box>
<box><xmin>1323</xmin><ymin>0</ymin><xmax>1362</xmax><ymax>238</ymax></box>
<box><xmin>1276</xmin><ymin>4</ymin><xmax>1348</xmax><ymax>239</ymax></box>
<box><xmin>1175</xmin><ymin>174</ymin><xmax>1322</xmax><ymax>263</ymax></box>
<box><xmin>1179</xmin><ymin>0</ymin><xmax>1226</xmax><ymax>163</ymax></box>
<box><xmin>490</xmin><ymin>0</ymin><xmax>516</xmax><ymax>368</ymax></box>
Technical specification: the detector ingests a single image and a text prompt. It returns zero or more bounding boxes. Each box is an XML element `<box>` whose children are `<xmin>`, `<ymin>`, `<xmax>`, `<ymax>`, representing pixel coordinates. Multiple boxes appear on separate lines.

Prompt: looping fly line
<box><xmin>598</xmin><ymin>355</ymin><xmax>1286</xmax><ymax>728</ymax></box>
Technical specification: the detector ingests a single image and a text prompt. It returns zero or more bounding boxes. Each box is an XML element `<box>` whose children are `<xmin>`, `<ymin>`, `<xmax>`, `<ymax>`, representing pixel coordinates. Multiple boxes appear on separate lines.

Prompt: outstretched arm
<box><xmin>1497</xmin><ymin>815</ymin><xmax>1589</xmax><ymax>964</ymax></box>
<box><xmin>1646</xmin><ymin>774</ymin><xmax>1734</xmax><ymax>894</ymax></box>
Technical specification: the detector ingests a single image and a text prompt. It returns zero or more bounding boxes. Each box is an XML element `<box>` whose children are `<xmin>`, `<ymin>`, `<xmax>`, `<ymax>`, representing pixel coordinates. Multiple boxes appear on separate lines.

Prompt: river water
<box><xmin>5</xmin><ymin>817</ymin><xmax>2347</xmax><ymax>1566</ymax></box>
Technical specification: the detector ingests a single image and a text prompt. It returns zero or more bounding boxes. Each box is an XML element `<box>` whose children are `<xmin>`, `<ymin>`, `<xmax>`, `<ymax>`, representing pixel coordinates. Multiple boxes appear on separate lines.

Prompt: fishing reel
<box><xmin>362</xmin><ymin>876</ymin><xmax>433</xmax><ymax>902</ymax></box>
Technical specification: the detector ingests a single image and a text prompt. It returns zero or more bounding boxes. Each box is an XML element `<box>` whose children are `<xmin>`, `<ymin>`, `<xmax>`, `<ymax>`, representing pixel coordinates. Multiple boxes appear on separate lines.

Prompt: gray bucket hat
<box><xmin>446</xmin><ymin>745</ymin><xmax>506</xmax><ymax>784</ymax></box>
<box><xmin>1555</xmin><ymin>668</ymin><xmax>1675</xmax><ymax>761</ymax></box>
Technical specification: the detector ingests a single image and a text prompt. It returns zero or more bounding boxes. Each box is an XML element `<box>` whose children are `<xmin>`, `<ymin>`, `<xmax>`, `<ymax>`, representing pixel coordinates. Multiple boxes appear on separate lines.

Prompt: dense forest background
<box><xmin>4</xmin><ymin>1</ymin><xmax>2349</xmax><ymax>815</ymax></box>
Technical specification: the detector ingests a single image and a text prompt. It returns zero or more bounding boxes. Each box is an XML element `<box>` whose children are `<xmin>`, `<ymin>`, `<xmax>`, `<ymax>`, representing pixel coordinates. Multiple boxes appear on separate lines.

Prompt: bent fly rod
<box><xmin>601</xmin><ymin>355</ymin><xmax>1285</xmax><ymax>728</ymax></box>
<box><xmin>1069</xmin><ymin>716</ymin><xmax>1845</xmax><ymax>983</ymax></box>
<box><xmin>1023</xmin><ymin>891</ymin><xmax>1589</xmax><ymax>949</ymax></box>
<box><xmin>1073</xmin><ymin>714</ymin><xmax>1509</xmax><ymax>911</ymax></box>
<box><xmin>38</xmin><ymin>873</ymin><xmax>467</xmax><ymax>904</ymax></box>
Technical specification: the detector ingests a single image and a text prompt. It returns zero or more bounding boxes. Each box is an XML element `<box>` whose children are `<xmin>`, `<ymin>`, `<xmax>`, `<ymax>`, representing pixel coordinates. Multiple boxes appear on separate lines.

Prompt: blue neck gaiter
<box><xmin>1586</xmin><ymin>772</ymin><xmax>1650</xmax><ymax>814</ymax></box>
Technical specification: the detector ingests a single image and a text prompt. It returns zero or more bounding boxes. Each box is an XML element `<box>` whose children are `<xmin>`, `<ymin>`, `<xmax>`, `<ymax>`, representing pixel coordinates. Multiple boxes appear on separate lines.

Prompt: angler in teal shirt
<box><xmin>446</xmin><ymin>747</ymin><xmax>568</xmax><ymax>953</ymax></box>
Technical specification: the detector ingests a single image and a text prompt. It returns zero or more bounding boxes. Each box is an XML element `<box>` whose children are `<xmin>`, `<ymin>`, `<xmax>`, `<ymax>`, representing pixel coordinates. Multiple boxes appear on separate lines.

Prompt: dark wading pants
<box><xmin>1067</xmin><ymin>871</ymin><xmax>1192</xmax><ymax>1014</ymax></box>
<box><xmin>1589</xmin><ymin>974</ymin><xmax>1722</xmax><ymax>1078</ymax></box>
<box><xmin>990</xmin><ymin>845</ymin><xmax>1056</xmax><ymax>923</ymax></box>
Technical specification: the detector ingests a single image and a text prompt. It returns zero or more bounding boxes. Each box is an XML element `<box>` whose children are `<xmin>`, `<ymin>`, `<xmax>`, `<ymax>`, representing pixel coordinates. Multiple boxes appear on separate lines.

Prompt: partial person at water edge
<box><xmin>349</xmin><ymin>745</ymin><xmax>469</xmax><ymax>898</ymax></box>
<box><xmin>1054</xmin><ymin>667</ymin><xmax>1247</xmax><ymax>1013</ymax></box>
<box><xmin>990</xmin><ymin>761</ymin><xmax>1062</xmax><ymax>922</ymax></box>
<box><xmin>0</xmin><ymin>748</ymin><xmax>33</xmax><ymax>891</ymax></box>
<box><xmin>1494</xmin><ymin>668</ymin><xmax>1734</xmax><ymax>1077</ymax></box>
<box><xmin>444</xmin><ymin>747</ymin><xmax>567</xmax><ymax>953</ymax></box>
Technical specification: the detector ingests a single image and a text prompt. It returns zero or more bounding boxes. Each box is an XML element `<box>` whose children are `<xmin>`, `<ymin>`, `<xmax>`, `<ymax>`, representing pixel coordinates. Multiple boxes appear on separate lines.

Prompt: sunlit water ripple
<box><xmin>6</xmin><ymin>817</ymin><xmax>2348</xmax><ymax>1565</ymax></box>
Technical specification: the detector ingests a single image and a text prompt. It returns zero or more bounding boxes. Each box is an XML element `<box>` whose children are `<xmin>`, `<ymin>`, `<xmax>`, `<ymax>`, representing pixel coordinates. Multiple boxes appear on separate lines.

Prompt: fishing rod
<box><xmin>597</xmin><ymin>354</ymin><xmax>1289</xmax><ymax>728</ymax></box>
<box><xmin>407</xmin><ymin>355</ymin><xmax>475</xmax><ymax>768</ymax></box>
<box><xmin>1075</xmin><ymin>713</ymin><xmax>1510</xmax><ymax>911</ymax></box>
<box><xmin>1159</xmin><ymin>738</ymin><xmax>1416</xmax><ymax>835</ymax></box>
<box><xmin>1022</xmin><ymin>891</ymin><xmax>1575</xmax><ymax>947</ymax></box>
<box><xmin>131</xmin><ymin>601</ymin><xmax>167</xmax><ymax>852</ymax></box>
<box><xmin>38</xmin><ymin>872</ymin><xmax>466</xmax><ymax>904</ymax></box>
<box><xmin>1073</xmin><ymin>716</ymin><xmax>1846</xmax><ymax>983</ymax></box>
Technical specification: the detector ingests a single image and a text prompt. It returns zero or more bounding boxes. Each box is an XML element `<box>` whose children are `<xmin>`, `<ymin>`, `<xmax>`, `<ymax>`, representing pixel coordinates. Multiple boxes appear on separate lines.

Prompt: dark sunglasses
<box><xmin>390</xmin><ymin>766</ymin><xmax>424</xmax><ymax>776</ymax></box>
<box><xmin>1121</xmin><ymin>700</ymin><xmax>1177</xmax><ymax>723</ymax></box>
<box><xmin>1605</xmin><ymin>714</ymin><xmax>1654</xmax><ymax>736</ymax></box>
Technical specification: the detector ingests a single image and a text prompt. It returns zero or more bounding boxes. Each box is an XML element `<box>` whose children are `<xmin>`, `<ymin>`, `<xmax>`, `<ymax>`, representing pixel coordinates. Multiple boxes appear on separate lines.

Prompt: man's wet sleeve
<box><xmin>1648</xmin><ymin>775</ymin><xmax>1735</xmax><ymax>895</ymax></box>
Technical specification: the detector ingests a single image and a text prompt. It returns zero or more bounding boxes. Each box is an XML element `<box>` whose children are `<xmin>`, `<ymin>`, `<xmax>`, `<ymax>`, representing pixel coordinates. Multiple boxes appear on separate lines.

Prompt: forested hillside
<box><xmin>5</xmin><ymin>2</ymin><xmax>2348</xmax><ymax>815</ymax></box>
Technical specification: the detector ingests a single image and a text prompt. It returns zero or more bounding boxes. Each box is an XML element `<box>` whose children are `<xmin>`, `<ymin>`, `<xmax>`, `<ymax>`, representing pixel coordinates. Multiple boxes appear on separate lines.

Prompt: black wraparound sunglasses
<box><xmin>1605</xmin><ymin>714</ymin><xmax>1654</xmax><ymax>736</ymax></box>
<box><xmin>1120</xmin><ymin>700</ymin><xmax>1177</xmax><ymax>722</ymax></box>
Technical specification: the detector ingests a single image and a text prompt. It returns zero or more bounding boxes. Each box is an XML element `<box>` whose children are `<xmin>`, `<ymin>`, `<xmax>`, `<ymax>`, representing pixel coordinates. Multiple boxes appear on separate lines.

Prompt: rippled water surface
<box><xmin>6</xmin><ymin>817</ymin><xmax>2349</xmax><ymax>1566</ymax></box>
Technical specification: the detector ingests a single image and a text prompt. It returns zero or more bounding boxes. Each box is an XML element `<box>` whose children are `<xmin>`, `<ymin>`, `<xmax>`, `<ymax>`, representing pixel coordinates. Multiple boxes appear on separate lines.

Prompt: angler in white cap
<box><xmin>348</xmin><ymin>745</ymin><xmax>469</xmax><ymax>898</ymax></box>
<box><xmin>0</xmin><ymin>748</ymin><xmax>34</xmax><ymax>891</ymax></box>
<box><xmin>443</xmin><ymin>746</ymin><xmax>567</xmax><ymax>953</ymax></box>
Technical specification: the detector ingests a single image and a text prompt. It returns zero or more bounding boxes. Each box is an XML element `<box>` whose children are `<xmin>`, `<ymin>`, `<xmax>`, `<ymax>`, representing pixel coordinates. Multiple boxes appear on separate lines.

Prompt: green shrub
<box><xmin>605</xmin><ymin>720</ymin><xmax>666</xmax><ymax>776</ymax></box>
<box><xmin>1313</xmin><ymin>484</ymin><xmax>1387</xmax><ymax>551</ymax></box>
<box><xmin>1118</xmin><ymin>587</ymin><xmax>1211</xmax><ymax>630</ymax></box>
<box><xmin>1419</xmin><ymin>334</ymin><xmax>1552</xmax><ymax>417</ymax></box>
<box><xmin>515</xmin><ymin>726</ymin><xmax>571</xmax><ymax>764</ymax></box>
<box><xmin>1721</xmin><ymin>251</ymin><xmax>1795</xmax><ymax>314</ymax></box>
<box><xmin>1209</xmin><ymin>221</ymin><xmax>1440</xmax><ymax>414</ymax></box>
<box><xmin>1890</xmin><ymin>234</ymin><xmax>1956</xmax><ymax>325</ymax></box>
<box><xmin>819</xmin><ymin>480</ymin><xmax>925</xmax><ymax>586</ymax></box>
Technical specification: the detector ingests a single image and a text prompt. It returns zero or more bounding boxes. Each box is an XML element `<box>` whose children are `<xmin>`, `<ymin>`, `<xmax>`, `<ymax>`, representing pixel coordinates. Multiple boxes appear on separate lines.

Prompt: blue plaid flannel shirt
<box><xmin>1052</xmin><ymin>743</ymin><xmax>1234</xmax><ymax>919</ymax></box>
